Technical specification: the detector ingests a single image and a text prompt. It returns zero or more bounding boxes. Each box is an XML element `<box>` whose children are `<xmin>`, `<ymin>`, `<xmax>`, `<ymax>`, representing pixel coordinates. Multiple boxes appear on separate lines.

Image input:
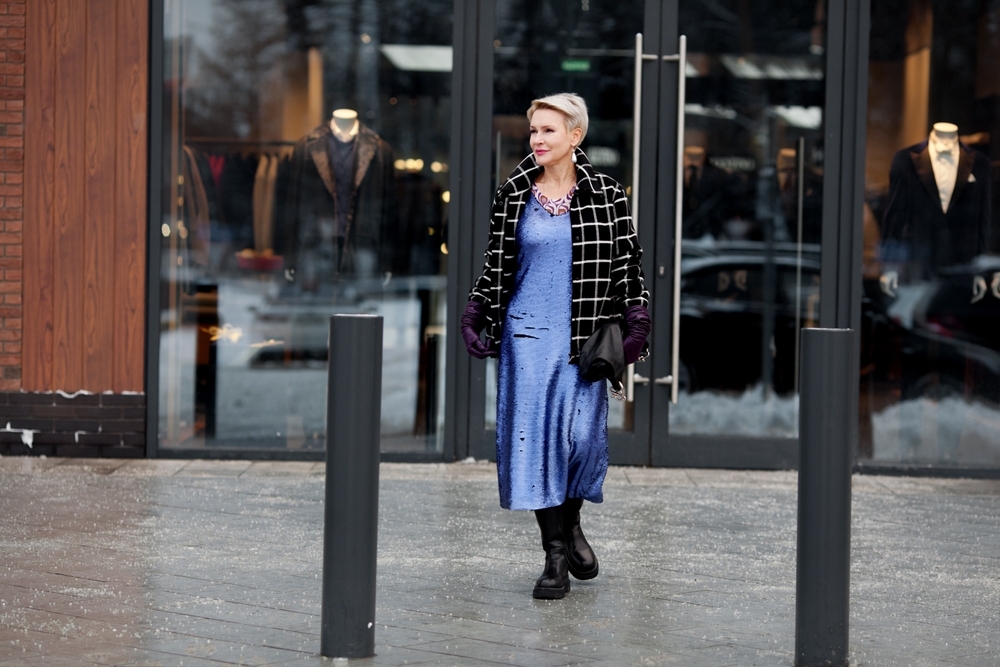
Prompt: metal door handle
<box><xmin>626</xmin><ymin>33</ymin><xmax>659</xmax><ymax>402</ymax></box>
<box><xmin>666</xmin><ymin>36</ymin><xmax>687</xmax><ymax>405</ymax></box>
<box><xmin>625</xmin><ymin>32</ymin><xmax>687</xmax><ymax>403</ymax></box>
<box><xmin>793</xmin><ymin>136</ymin><xmax>805</xmax><ymax>394</ymax></box>
<box><xmin>626</xmin><ymin>34</ymin><xmax>687</xmax><ymax>404</ymax></box>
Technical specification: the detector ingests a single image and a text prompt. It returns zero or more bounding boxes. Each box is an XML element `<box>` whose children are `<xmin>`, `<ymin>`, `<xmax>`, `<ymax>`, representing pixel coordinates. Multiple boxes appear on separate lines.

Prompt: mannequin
<box><xmin>331</xmin><ymin>108</ymin><xmax>360</xmax><ymax>142</ymax></box>
<box><xmin>879</xmin><ymin>121</ymin><xmax>992</xmax><ymax>293</ymax></box>
<box><xmin>776</xmin><ymin>146</ymin><xmax>822</xmax><ymax>245</ymax></box>
<box><xmin>284</xmin><ymin>108</ymin><xmax>396</xmax><ymax>286</ymax></box>
<box><xmin>681</xmin><ymin>145</ymin><xmax>730</xmax><ymax>239</ymax></box>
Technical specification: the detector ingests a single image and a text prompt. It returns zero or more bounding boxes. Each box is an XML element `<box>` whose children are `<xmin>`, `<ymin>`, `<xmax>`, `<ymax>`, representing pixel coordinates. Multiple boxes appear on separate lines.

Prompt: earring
<box><xmin>571</xmin><ymin>149</ymin><xmax>578</xmax><ymax>164</ymax></box>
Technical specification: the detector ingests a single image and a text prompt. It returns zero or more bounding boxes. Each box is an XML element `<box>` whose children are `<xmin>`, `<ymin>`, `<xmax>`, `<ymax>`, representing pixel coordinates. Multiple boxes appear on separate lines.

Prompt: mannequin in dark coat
<box><xmin>682</xmin><ymin>161</ymin><xmax>732</xmax><ymax>240</ymax></box>
<box><xmin>881</xmin><ymin>140</ymin><xmax>993</xmax><ymax>279</ymax></box>
<box><xmin>284</xmin><ymin>122</ymin><xmax>395</xmax><ymax>287</ymax></box>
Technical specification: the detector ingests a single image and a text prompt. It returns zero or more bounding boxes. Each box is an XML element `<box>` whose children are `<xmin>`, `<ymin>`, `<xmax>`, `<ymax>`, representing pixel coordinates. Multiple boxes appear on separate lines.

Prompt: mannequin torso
<box><xmin>928</xmin><ymin>122</ymin><xmax>959</xmax><ymax>213</ymax></box>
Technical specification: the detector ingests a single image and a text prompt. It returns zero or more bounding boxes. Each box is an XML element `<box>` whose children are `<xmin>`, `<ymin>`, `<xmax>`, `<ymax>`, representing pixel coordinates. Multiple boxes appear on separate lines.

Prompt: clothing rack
<box><xmin>185</xmin><ymin>137</ymin><xmax>297</xmax><ymax>147</ymax></box>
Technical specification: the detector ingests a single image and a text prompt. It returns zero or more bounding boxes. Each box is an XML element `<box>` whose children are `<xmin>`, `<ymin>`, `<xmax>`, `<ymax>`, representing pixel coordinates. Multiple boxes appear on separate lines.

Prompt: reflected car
<box><xmin>677</xmin><ymin>245</ymin><xmax>821</xmax><ymax>396</ymax></box>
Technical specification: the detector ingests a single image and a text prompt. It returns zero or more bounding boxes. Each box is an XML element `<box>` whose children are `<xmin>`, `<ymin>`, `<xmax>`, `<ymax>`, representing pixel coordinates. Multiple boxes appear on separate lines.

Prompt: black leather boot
<box><xmin>532</xmin><ymin>506</ymin><xmax>571</xmax><ymax>599</ymax></box>
<box><xmin>562</xmin><ymin>497</ymin><xmax>599</xmax><ymax>580</ymax></box>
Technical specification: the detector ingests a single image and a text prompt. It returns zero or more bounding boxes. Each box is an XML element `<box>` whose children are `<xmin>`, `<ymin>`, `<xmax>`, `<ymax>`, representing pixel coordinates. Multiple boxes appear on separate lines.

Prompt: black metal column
<box><xmin>321</xmin><ymin>315</ymin><xmax>383</xmax><ymax>659</ymax></box>
<box><xmin>795</xmin><ymin>327</ymin><xmax>853</xmax><ymax>667</ymax></box>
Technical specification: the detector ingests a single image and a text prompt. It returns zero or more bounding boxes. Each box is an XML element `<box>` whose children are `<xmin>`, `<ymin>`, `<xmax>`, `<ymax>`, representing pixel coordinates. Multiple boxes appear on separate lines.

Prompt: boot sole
<box><xmin>532</xmin><ymin>587</ymin><xmax>565</xmax><ymax>600</ymax></box>
<box><xmin>532</xmin><ymin>582</ymin><xmax>570</xmax><ymax>599</ymax></box>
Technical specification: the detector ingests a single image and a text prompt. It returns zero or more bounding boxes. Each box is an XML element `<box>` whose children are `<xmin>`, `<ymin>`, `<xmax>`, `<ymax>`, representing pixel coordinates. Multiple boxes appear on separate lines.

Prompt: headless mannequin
<box><xmin>331</xmin><ymin>108</ymin><xmax>359</xmax><ymax>142</ymax></box>
<box><xmin>776</xmin><ymin>148</ymin><xmax>797</xmax><ymax>190</ymax></box>
<box><xmin>683</xmin><ymin>146</ymin><xmax>706</xmax><ymax>186</ymax></box>
<box><xmin>682</xmin><ymin>145</ymin><xmax>733</xmax><ymax>239</ymax></box>
<box><xmin>880</xmin><ymin>122</ymin><xmax>959</xmax><ymax>297</ymax></box>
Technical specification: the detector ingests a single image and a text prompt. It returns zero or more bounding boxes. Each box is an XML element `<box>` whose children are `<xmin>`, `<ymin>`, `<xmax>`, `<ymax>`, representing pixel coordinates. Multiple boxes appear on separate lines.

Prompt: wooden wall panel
<box><xmin>114</xmin><ymin>0</ymin><xmax>148</xmax><ymax>393</ymax></box>
<box><xmin>52</xmin><ymin>0</ymin><xmax>87</xmax><ymax>390</ymax></box>
<box><xmin>83</xmin><ymin>0</ymin><xmax>118</xmax><ymax>391</ymax></box>
<box><xmin>23</xmin><ymin>0</ymin><xmax>57</xmax><ymax>391</ymax></box>
<box><xmin>23</xmin><ymin>0</ymin><xmax>148</xmax><ymax>393</ymax></box>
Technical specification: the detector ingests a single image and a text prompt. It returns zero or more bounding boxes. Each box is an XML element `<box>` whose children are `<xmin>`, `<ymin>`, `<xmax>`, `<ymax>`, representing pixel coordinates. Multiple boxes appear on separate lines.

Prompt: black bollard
<box><xmin>795</xmin><ymin>328</ymin><xmax>853</xmax><ymax>667</ymax></box>
<box><xmin>321</xmin><ymin>314</ymin><xmax>383</xmax><ymax>658</ymax></box>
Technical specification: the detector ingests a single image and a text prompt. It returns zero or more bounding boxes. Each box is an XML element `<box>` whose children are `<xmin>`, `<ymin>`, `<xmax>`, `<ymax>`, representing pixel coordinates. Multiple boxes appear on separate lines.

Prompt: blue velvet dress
<box><xmin>496</xmin><ymin>194</ymin><xmax>609</xmax><ymax>511</ymax></box>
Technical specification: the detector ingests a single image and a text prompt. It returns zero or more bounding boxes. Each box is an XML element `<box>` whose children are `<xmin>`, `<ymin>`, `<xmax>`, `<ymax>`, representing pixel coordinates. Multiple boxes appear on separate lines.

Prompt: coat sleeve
<box><xmin>610</xmin><ymin>183</ymin><xmax>649</xmax><ymax>311</ymax></box>
<box><xmin>468</xmin><ymin>191</ymin><xmax>503</xmax><ymax>306</ymax></box>
<box><xmin>880</xmin><ymin>150</ymin><xmax>911</xmax><ymax>263</ymax></box>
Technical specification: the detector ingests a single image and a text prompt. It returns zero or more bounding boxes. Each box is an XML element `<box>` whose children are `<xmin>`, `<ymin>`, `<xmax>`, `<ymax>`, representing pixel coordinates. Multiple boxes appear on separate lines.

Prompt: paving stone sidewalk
<box><xmin>0</xmin><ymin>457</ymin><xmax>997</xmax><ymax>667</ymax></box>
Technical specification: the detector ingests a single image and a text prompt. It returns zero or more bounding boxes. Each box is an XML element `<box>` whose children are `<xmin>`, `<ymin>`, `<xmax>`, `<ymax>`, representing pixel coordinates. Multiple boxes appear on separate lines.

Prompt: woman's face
<box><xmin>529</xmin><ymin>108</ymin><xmax>582</xmax><ymax>168</ymax></box>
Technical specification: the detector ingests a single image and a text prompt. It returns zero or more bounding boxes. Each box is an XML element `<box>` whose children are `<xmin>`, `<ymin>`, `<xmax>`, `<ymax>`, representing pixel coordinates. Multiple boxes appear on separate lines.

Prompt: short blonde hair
<box><xmin>527</xmin><ymin>93</ymin><xmax>589</xmax><ymax>144</ymax></box>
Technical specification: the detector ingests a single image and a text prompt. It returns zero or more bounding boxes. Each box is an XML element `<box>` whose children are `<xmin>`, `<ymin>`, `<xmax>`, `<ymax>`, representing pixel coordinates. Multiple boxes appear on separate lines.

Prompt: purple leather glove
<box><xmin>622</xmin><ymin>305</ymin><xmax>651</xmax><ymax>365</ymax></box>
<box><xmin>460</xmin><ymin>301</ymin><xmax>498</xmax><ymax>359</ymax></box>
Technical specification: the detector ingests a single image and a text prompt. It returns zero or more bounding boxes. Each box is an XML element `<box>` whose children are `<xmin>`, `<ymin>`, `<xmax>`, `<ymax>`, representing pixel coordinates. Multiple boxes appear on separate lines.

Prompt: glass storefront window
<box><xmin>862</xmin><ymin>0</ymin><xmax>1000</xmax><ymax>466</ymax></box>
<box><xmin>158</xmin><ymin>0</ymin><xmax>452</xmax><ymax>454</ymax></box>
<box><xmin>668</xmin><ymin>0</ymin><xmax>826</xmax><ymax>438</ymax></box>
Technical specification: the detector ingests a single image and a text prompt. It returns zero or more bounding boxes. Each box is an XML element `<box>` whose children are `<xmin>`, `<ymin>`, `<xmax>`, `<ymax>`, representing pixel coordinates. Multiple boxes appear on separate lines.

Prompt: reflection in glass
<box><xmin>485</xmin><ymin>0</ymin><xmax>643</xmax><ymax>432</ymax></box>
<box><xmin>669</xmin><ymin>0</ymin><xmax>826</xmax><ymax>437</ymax></box>
<box><xmin>159</xmin><ymin>0</ymin><xmax>452</xmax><ymax>454</ymax></box>
<box><xmin>861</xmin><ymin>0</ymin><xmax>1000</xmax><ymax>466</ymax></box>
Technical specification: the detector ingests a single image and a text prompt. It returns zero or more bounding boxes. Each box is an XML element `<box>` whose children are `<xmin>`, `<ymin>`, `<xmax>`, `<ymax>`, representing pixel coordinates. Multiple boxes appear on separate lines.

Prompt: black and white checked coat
<box><xmin>469</xmin><ymin>149</ymin><xmax>649</xmax><ymax>362</ymax></box>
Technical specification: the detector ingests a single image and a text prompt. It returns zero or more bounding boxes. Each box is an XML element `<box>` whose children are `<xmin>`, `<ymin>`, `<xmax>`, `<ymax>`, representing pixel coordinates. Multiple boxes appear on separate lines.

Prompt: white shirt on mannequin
<box><xmin>928</xmin><ymin>131</ymin><xmax>959</xmax><ymax>213</ymax></box>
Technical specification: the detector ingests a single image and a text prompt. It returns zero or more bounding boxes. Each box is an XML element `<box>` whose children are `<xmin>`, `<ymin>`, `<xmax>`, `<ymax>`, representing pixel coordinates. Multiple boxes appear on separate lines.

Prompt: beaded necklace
<box><xmin>531</xmin><ymin>182</ymin><xmax>576</xmax><ymax>216</ymax></box>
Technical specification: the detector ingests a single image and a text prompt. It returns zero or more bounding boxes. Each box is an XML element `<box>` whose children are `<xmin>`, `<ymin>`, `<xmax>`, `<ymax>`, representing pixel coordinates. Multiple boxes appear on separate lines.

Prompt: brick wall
<box><xmin>0</xmin><ymin>1</ymin><xmax>24</xmax><ymax>392</ymax></box>
<box><xmin>0</xmin><ymin>391</ymin><xmax>145</xmax><ymax>457</ymax></box>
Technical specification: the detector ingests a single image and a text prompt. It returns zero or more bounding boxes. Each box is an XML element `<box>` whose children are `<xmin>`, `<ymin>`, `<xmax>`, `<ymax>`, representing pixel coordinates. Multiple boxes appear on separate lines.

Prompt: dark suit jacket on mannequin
<box><xmin>284</xmin><ymin>122</ymin><xmax>395</xmax><ymax>285</ymax></box>
<box><xmin>881</xmin><ymin>140</ymin><xmax>992</xmax><ymax>279</ymax></box>
<box><xmin>682</xmin><ymin>162</ymin><xmax>731</xmax><ymax>239</ymax></box>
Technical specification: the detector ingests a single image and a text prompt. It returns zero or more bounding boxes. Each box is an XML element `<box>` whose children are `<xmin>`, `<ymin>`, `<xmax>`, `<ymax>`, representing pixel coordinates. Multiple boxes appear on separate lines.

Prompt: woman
<box><xmin>461</xmin><ymin>93</ymin><xmax>651</xmax><ymax>600</ymax></box>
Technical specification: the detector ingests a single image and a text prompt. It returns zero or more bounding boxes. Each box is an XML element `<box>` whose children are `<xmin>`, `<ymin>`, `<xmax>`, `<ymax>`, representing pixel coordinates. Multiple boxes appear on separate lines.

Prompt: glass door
<box><xmin>646</xmin><ymin>0</ymin><xmax>828</xmax><ymax>467</ymax></box>
<box><xmin>477</xmin><ymin>0</ymin><xmax>654</xmax><ymax>465</ymax></box>
<box><xmin>473</xmin><ymin>0</ymin><xmax>827</xmax><ymax>467</ymax></box>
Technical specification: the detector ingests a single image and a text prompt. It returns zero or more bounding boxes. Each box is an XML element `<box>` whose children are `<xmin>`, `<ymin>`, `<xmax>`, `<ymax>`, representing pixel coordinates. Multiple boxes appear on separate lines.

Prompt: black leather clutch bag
<box><xmin>578</xmin><ymin>321</ymin><xmax>626</xmax><ymax>400</ymax></box>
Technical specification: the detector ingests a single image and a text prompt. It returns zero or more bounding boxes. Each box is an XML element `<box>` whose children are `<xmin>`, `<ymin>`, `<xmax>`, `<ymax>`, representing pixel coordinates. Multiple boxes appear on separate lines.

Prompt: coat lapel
<box><xmin>910</xmin><ymin>143</ymin><xmax>942</xmax><ymax>212</ymax></box>
<box><xmin>307</xmin><ymin>129</ymin><xmax>337</xmax><ymax>199</ymax></box>
<box><xmin>353</xmin><ymin>126</ymin><xmax>378</xmax><ymax>190</ymax></box>
<box><xmin>948</xmin><ymin>144</ymin><xmax>974</xmax><ymax>211</ymax></box>
<box><xmin>307</xmin><ymin>123</ymin><xmax>379</xmax><ymax>198</ymax></box>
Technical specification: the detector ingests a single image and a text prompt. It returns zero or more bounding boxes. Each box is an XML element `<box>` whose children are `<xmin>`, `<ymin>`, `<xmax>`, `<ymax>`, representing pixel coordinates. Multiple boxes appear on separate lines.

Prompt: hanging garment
<box><xmin>252</xmin><ymin>154</ymin><xmax>271</xmax><ymax>253</ymax></box>
<box><xmin>182</xmin><ymin>146</ymin><xmax>211</xmax><ymax>267</ymax></box>
<box><xmin>208</xmin><ymin>154</ymin><xmax>226</xmax><ymax>191</ymax></box>
<box><xmin>260</xmin><ymin>153</ymin><xmax>280</xmax><ymax>252</ymax></box>
<box><xmin>219</xmin><ymin>153</ymin><xmax>258</xmax><ymax>250</ymax></box>
<box><xmin>272</xmin><ymin>155</ymin><xmax>293</xmax><ymax>255</ymax></box>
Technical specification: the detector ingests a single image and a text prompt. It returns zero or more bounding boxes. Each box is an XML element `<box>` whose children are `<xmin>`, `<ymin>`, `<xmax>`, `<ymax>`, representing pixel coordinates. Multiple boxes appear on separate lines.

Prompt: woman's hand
<box><xmin>461</xmin><ymin>301</ymin><xmax>498</xmax><ymax>359</ymax></box>
<box><xmin>622</xmin><ymin>305</ymin><xmax>651</xmax><ymax>365</ymax></box>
